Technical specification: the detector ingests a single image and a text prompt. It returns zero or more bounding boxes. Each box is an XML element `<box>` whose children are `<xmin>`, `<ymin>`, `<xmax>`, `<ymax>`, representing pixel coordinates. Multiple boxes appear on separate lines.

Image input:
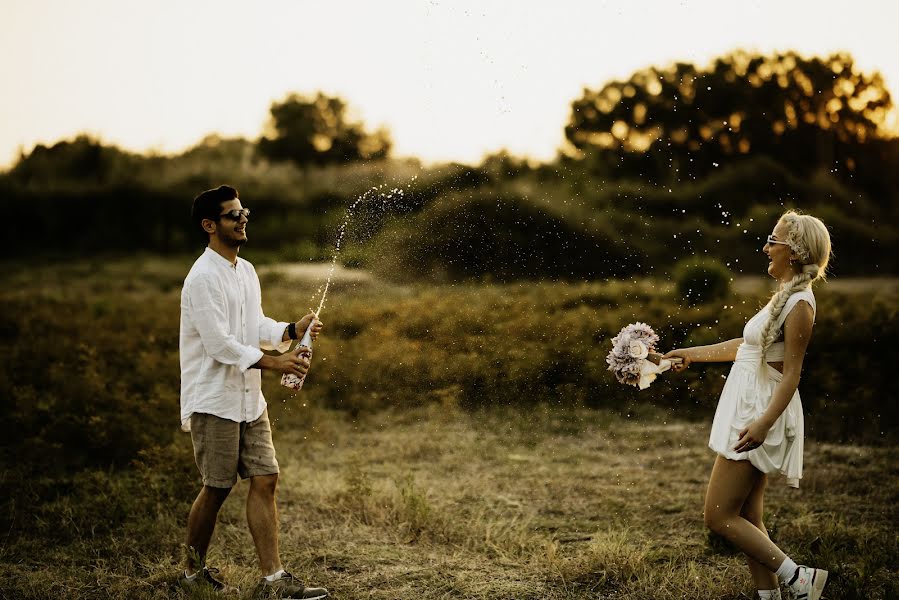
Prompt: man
<box><xmin>178</xmin><ymin>185</ymin><xmax>328</xmax><ymax>599</ymax></box>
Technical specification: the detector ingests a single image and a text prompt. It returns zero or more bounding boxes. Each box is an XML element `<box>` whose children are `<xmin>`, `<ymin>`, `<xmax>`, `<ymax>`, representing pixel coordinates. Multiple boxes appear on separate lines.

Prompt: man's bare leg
<box><xmin>247</xmin><ymin>473</ymin><xmax>282</xmax><ymax>576</ymax></box>
<box><xmin>186</xmin><ymin>485</ymin><xmax>232</xmax><ymax>573</ymax></box>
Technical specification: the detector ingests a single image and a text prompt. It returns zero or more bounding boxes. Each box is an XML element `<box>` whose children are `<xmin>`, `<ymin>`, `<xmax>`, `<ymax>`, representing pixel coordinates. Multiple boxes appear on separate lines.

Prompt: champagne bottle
<box><xmin>280</xmin><ymin>320</ymin><xmax>315</xmax><ymax>390</ymax></box>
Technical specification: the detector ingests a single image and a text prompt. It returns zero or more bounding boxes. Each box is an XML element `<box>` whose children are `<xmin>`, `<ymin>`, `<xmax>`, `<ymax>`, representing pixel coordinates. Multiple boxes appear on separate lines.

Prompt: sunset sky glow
<box><xmin>2</xmin><ymin>0</ymin><xmax>898</xmax><ymax>167</ymax></box>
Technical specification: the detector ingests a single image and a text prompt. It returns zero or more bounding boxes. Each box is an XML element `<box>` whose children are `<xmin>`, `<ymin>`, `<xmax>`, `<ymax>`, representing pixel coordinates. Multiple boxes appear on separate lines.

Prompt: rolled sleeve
<box><xmin>238</xmin><ymin>346</ymin><xmax>265</xmax><ymax>372</ymax></box>
<box><xmin>261</xmin><ymin>317</ymin><xmax>292</xmax><ymax>353</ymax></box>
<box><xmin>251</xmin><ymin>268</ymin><xmax>291</xmax><ymax>353</ymax></box>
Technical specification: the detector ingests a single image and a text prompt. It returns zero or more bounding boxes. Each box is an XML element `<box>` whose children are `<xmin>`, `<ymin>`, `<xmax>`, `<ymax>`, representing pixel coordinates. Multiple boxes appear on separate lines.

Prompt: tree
<box><xmin>181</xmin><ymin>134</ymin><xmax>255</xmax><ymax>163</ymax></box>
<box><xmin>479</xmin><ymin>149</ymin><xmax>531</xmax><ymax>181</ymax></box>
<box><xmin>564</xmin><ymin>51</ymin><xmax>893</xmax><ymax>182</ymax></box>
<box><xmin>10</xmin><ymin>135</ymin><xmax>139</xmax><ymax>184</ymax></box>
<box><xmin>258</xmin><ymin>92</ymin><xmax>391</xmax><ymax>167</ymax></box>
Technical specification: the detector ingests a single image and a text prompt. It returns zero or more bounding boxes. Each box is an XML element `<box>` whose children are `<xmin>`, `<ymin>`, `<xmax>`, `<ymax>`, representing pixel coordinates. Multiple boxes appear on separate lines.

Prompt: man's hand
<box><xmin>256</xmin><ymin>346</ymin><xmax>310</xmax><ymax>376</ymax></box>
<box><xmin>295</xmin><ymin>313</ymin><xmax>324</xmax><ymax>341</ymax></box>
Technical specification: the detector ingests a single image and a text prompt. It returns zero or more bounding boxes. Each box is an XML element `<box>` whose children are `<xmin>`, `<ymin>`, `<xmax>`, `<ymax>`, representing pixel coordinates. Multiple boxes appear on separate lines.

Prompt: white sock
<box><xmin>758</xmin><ymin>590</ymin><xmax>781</xmax><ymax>600</ymax></box>
<box><xmin>264</xmin><ymin>569</ymin><xmax>285</xmax><ymax>582</ymax></box>
<box><xmin>775</xmin><ymin>557</ymin><xmax>799</xmax><ymax>583</ymax></box>
<box><xmin>184</xmin><ymin>570</ymin><xmax>198</xmax><ymax>580</ymax></box>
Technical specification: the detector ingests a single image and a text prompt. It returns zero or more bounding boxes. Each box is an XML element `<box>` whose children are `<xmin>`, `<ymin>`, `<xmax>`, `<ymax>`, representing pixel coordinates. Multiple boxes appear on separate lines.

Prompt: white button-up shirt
<box><xmin>179</xmin><ymin>247</ymin><xmax>290</xmax><ymax>431</ymax></box>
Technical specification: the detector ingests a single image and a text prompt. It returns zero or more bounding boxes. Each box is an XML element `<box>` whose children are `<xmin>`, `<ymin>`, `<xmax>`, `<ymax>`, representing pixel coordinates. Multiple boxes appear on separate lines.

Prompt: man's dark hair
<box><xmin>191</xmin><ymin>185</ymin><xmax>239</xmax><ymax>235</ymax></box>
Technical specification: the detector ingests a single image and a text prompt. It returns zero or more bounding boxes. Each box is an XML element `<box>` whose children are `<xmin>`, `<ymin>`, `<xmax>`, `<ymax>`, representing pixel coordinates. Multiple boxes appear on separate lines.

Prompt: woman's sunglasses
<box><xmin>217</xmin><ymin>208</ymin><xmax>251</xmax><ymax>221</ymax></box>
<box><xmin>766</xmin><ymin>234</ymin><xmax>790</xmax><ymax>246</ymax></box>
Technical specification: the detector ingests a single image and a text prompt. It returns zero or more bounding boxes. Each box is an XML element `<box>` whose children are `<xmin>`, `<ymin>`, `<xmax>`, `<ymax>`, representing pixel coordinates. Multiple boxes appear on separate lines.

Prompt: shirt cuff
<box><xmin>271</xmin><ymin>321</ymin><xmax>292</xmax><ymax>353</ymax></box>
<box><xmin>239</xmin><ymin>347</ymin><xmax>265</xmax><ymax>372</ymax></box>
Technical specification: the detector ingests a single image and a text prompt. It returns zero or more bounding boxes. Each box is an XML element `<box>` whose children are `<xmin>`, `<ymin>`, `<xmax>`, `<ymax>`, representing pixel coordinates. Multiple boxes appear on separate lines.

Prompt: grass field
<box><xmin>1</xmin><ymin>257</ymin><xmax>897</xmax><ymax>599</ymax></box>
<box><xmin>3</xmin><ymin>406</ymin><xmax>898</xmax><ymax>599</ymax></box>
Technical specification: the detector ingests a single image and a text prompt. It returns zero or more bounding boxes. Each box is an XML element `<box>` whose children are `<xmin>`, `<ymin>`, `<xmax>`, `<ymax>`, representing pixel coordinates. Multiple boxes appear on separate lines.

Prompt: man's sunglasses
<box><xmin>217</xmin><ymin>208</ymin><xmax>251</xmax><ymax>221</ymax></box>
<box><xmin>766</xmin><ymin>234</ymin><xmax>790</xmax><ymax>246</ymax></box>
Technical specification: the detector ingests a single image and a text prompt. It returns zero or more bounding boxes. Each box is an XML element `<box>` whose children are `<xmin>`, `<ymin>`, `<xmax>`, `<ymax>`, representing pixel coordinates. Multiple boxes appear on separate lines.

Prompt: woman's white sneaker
<box><xmin>786</xmin><ymin>566</ymin><xmax>828</xmax><ymax>600</ymax></box>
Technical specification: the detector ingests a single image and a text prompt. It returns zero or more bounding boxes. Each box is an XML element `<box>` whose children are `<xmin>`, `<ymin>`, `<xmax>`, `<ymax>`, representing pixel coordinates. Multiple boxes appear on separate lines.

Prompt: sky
<box><xmin>2</xmin><ymin>0</ymin><xmax>899</xmax><ymax>168</ymax></box>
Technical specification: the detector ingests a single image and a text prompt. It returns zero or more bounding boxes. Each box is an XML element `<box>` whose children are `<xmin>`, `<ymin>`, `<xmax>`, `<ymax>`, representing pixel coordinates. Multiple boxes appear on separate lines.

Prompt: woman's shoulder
<box><xmin>793</xmin><ymin>287</ymin><xmax>816</xmax><ymax>308</ymax></box>
<box><xmin>778</xmin><ymin>287</ymin><xmax>816</xmax><ymax>327</ymax></box>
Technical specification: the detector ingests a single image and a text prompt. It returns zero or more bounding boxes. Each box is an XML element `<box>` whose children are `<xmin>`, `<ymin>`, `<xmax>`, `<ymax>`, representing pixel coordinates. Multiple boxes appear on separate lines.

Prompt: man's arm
<box><xmin>278</xmin><ymin>313</ymin><xmax>324</xmax><ymax>343</ymax></box>
<box><xmin>249</xmin><ymin>269</ymin><xmax>322</xmax><ymax>350</ymax></box>
<box><xmin>252</xmin><ymin>348</ymin><xmax>310</xmax><ymax>377</ymax></box>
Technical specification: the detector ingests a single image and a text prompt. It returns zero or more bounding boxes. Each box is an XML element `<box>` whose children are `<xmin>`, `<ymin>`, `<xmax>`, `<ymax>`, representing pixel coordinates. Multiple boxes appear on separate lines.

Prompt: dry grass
<box><xmin>258</xmin><ymin>405</ymin><xmax>898</xmax><ymax>599</ymax></box>
<box><xmin>5</xmin><ymin>405</ymin><xmax>896</xmax><ymax>599</ymax></box>
<box><xmin>1</xmin><ymin>258</ymin><xmax>897</xmax><ymax>599</ymax></box>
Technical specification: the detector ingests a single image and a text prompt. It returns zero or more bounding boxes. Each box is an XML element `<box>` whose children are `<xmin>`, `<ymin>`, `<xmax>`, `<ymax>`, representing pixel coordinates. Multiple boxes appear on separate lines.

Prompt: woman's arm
<box><xmin>663</xmin><ymin>337</ymin><xmax>744</xmax><ymax>371</ymax></box>
<box><xmin>733</xmin><ymin>300</ymin><xmax>814</xmax><ymax>452</ymax></box>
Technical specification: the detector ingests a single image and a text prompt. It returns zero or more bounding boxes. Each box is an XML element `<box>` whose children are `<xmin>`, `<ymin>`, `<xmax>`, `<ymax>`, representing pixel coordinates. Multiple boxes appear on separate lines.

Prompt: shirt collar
<box><xmin>204</xmin><ymin>246</ymin><xmax>239</xmax><ymax>270</ymax></box>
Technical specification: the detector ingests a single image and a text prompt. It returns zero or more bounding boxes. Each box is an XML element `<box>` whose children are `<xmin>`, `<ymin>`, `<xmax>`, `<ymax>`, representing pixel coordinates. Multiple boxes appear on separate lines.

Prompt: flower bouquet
<box><xmin>606</xmin><ymin>322</ymin><xmax>679</xmax><ymax>390</ymax></box>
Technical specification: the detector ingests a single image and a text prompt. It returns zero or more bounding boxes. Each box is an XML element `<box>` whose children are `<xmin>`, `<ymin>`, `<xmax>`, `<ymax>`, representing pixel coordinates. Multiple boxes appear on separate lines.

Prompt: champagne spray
<box><xmin>281</xmin><ymin>271</ymin><xmax>331</xmax><ymax>391</ymax></box>
<box><xmin>279</xmin><ymin>182</ymin><xmax>410</xmax><ymax>392</ymax></box>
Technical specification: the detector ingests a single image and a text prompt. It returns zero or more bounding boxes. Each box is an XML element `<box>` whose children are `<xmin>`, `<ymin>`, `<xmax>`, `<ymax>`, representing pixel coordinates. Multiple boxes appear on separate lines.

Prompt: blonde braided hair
<box><xmin>757</xmin><ymin>211</ymin><xmax>831</xmax><ymax>359</ymax></box>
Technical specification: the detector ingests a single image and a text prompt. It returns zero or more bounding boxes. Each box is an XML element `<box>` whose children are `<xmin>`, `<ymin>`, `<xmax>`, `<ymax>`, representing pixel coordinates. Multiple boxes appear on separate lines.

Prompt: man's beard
<box><xmin>217</xmin><ymin>231</ymin><xmax>246</xmax><ymax>248</ymax></box>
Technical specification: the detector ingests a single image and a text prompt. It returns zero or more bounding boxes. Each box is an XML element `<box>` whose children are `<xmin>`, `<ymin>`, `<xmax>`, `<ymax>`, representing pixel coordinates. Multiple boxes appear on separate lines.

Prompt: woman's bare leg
<box><xmin>704</xmin><ymin>456</ymin><xmax>787</xmax><ymax>572</ymax></box>
<box><xmin>740</xmin><ymin>471</ymin><xmax>780</xmax><ymax>591</ymax></box>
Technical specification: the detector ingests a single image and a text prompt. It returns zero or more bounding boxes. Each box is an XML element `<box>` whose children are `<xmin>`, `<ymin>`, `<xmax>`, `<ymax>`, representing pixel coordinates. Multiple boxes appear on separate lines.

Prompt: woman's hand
<box><xmin>295</xmin><ymin>313</ymin><xmax>324</xmax><ymax>340</ymax></box>
<box><xmin>734</xmin><ymin>419</ymin><xmax>772</xmax><ymax>453</ymax></box>
<box><xmin>663</xmin><ymin>349</ymin><xmax>692</xmax><ymax>373</ymax></box>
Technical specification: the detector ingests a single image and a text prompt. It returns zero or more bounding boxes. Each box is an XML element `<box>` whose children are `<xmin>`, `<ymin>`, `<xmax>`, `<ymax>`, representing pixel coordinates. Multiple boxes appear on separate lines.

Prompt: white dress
<box><xmin>708</xmin><ymin>288</ymin><xmax>816</xmax><ymax>487</ymax></box>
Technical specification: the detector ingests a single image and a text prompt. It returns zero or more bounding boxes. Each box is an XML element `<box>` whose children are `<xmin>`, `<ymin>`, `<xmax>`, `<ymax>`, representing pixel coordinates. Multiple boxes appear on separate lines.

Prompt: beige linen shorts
<box><xmin>190</xmin><ymin>409</ymin><xmax>279</xmax><ymax>488</ymax></box>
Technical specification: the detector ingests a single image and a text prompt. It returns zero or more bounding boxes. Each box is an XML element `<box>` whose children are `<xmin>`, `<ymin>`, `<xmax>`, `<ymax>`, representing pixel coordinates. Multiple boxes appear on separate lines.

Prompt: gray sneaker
<box><xmin>785</xmin><ymin>566</ymin><xmax>828</xmax><ymax>600</ymax></box>
<box><xmin>255</xmin><ymin>571</ymin><xmax>328</xmax><ymax>599</ymax></box>
<box><xmin>178</xmin><ymin>566</ymin><xmax>239</xmax><ymax>595</ymax></box>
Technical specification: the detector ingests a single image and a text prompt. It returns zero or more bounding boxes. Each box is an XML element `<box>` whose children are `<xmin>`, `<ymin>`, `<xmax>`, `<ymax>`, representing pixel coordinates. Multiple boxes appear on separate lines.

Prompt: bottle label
<box><xmin>280</xmin><ymin>320</ymin><xmax>316</xmax><ymax>391</ymax></box>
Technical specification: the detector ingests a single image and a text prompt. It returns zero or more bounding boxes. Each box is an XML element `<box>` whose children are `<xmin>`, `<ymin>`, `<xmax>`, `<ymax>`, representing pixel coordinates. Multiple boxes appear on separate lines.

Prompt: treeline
<box><xmin>3</xmin><ymin>50</ymin><xmax>898</xmax><ymax>278</ymax></box>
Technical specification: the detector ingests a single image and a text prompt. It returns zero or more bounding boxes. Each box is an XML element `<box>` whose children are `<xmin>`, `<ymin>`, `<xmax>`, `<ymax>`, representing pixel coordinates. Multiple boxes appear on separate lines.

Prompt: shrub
<box><xmin>364</xmin><ymin>190</ymin><xmax>641</xmax><ymax>282</ymax></box>
<box><xmin>0</xmin><ymin>268</ymin><xmax>180</xmax><ymax>473</ymax></box>
<box><xmin>673</xmin><ymin>258</ymin><xmax>732</xmax><ymax>306</ymax></box>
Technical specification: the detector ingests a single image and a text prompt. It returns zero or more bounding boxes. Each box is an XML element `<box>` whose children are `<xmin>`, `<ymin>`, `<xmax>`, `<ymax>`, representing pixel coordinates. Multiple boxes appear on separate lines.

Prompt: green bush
<box><xmin>673</xmin><ymin>258</ymin><xmax>732</xmax><ymax>306</ymax></box>
<box><xmin>364</xmin><ymin>190</ymin><xmax>641</xmax><ymax>282</ymax></box>
<box><xmin>0</xmin><ymin>263</ymin><xmax>180</xmax><ymax>473</ymax></box>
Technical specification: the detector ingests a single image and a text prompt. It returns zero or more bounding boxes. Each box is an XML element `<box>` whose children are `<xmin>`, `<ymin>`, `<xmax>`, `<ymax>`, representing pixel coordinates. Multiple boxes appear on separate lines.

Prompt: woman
<box><xmin>664</xmin><ymin>210</ymin><xmax>831</xmax><ymax>600</ymax></box>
